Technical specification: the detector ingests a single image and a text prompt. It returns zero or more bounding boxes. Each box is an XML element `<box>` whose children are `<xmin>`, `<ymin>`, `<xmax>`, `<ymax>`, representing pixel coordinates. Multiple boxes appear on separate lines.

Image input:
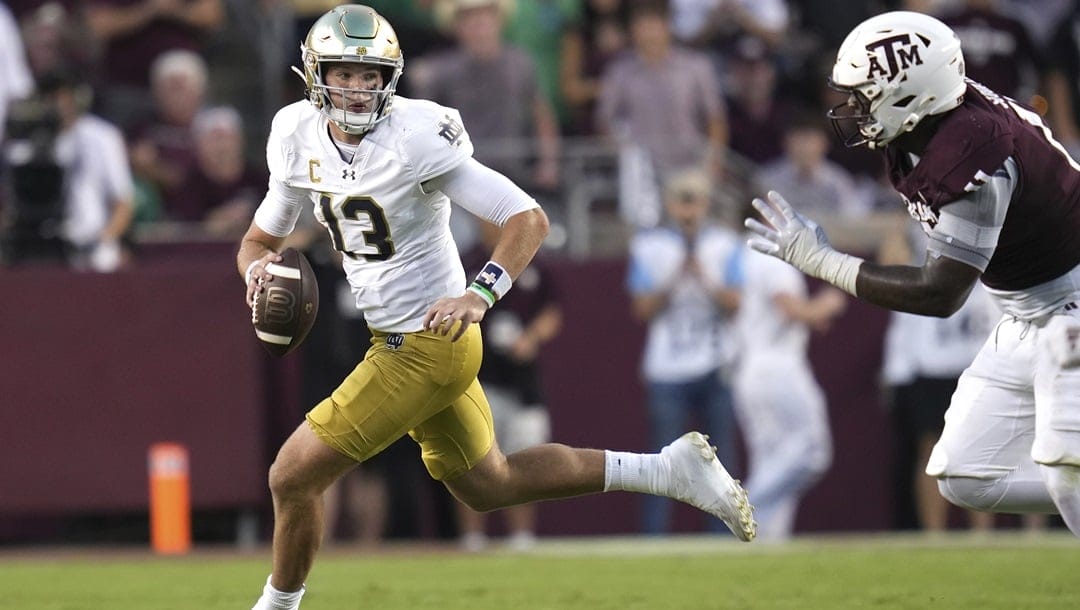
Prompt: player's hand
<box><xmin>245</xmin><ymin>252</ymin><xmax>282</xmax><ymax>308</ymax></box>
<box><xmin>423</xmin><ymin>291</ymin><xmax>489</xmax><ymax>341</ymax></box>
<box><xmin>745</xmin><ymin>191</ymin><xmax>835</xmax><ymax>276</ymax></box>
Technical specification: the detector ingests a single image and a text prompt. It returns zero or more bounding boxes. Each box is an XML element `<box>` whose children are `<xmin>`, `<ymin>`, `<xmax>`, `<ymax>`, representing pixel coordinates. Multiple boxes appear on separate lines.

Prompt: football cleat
<box><xmin>662</xmin><ymin>431</ymin><xmax>757</xmax><ymax>542</ymax></box>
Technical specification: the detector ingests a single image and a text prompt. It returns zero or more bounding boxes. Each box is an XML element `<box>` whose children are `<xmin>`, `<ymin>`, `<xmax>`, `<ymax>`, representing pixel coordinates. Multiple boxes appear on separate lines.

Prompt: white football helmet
<box><xmin>827</xmin><ymin>11</ymin><xmax>966</xmax><ymax>149</ymax></box>
<box><xmin>295</xmin><ymin>5</ymin><xmax>404</xmax><ymax>135</ymax></box>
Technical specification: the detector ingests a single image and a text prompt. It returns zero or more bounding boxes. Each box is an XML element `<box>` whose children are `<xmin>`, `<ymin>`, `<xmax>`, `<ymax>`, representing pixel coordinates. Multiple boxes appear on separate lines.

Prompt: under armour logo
<box><xmin>865</xmin><ymin>33</ymin><xmax>925</xmax><ymax>81</ymax></box>
<box><xmin>343</xmin><ymin>169</ymin><xmax>356</xmax><ymax>180</ymax></box>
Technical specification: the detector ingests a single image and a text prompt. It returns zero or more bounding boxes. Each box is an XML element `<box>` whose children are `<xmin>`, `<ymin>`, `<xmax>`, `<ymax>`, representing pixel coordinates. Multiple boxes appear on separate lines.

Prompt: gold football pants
<box><xmin>306</xmin><ymin>324</ymin><xmax>494</xmax><ymax>480</ymax></box>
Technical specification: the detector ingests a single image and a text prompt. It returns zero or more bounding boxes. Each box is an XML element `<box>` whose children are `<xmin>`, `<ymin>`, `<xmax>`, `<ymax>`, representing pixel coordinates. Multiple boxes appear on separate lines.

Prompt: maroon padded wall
<box><xmin>0</xmin><ymin>251</ymin><xmax>893</xmax><ymax>535</ymax></box>
<box><xmin>0</xmin><ymin>261</ymin><xmax>267</xmax><ymax>513</ymax></box>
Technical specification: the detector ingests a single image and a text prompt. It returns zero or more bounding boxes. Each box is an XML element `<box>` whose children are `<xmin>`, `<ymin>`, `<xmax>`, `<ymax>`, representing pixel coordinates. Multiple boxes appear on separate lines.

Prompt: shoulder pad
<box><xmin>391</xmin><ymin>98</ymin><xmax>474</xmax><ymax>182</ymax></box>
<box><xmin>890</xmin><ymin>100</ymin><xmax>1014</xmax><ymax>210</ymax></box>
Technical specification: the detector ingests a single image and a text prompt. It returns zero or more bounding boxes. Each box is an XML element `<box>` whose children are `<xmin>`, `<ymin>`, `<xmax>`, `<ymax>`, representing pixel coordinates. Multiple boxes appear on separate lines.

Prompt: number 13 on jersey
<box><xmin>317</xmin><ymin>193</ymin><xmax>396</xmax><ymax>262</ymax></box>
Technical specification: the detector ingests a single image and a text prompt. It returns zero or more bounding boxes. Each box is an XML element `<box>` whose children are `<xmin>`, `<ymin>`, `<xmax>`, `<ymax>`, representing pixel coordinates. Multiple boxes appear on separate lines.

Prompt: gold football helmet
<box><xmin>295</xmin><ymin>5</ymin><xmax>404</xmax><ymax>135</ymax></box>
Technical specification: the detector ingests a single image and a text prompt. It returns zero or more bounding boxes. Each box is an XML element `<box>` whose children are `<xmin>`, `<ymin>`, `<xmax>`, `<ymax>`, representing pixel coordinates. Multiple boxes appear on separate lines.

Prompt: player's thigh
<box><xmin>409</xmin><ymin>377</ymin><xmax>495</xmax><ymax>480</ymax></box>
<box><xmin>271</xmin><ymin>422</ymin><xmax>359</xmax><ymax>495</ymax></box>
<box><xmin>1033</xmin><ymin>312</ymin><xmax>1080</xmax><ymax>466</ymax></box>
<box><xmin>306</xmin><ymin>326</ymin><xmax>483</xmax><ymax>465</ymax></box>
<box><xmin>926</xmin><ymin>330</ymin><xmax>1036</xmax><ymax>478</ymax></box>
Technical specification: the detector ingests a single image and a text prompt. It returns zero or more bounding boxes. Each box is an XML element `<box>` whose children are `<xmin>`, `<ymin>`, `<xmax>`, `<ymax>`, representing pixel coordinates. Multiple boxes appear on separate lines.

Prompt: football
<box><xmin>251</xmin><ymin>248</ymin><xmax>319</xmax><ymax>357</ymax></box>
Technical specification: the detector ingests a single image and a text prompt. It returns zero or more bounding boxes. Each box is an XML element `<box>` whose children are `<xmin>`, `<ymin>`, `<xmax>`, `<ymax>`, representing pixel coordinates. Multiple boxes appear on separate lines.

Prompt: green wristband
<box><xmin>467</xmin><ymin>282</ymin><xmax>496</xmax><ymax>307</ymax></box>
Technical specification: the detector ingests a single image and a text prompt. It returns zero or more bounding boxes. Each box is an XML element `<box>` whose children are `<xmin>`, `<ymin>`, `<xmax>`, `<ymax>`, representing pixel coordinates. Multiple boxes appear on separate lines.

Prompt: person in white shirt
<box><xmin>240</xmin><ymin>7</ymin><xmax>756</xmax><ymax>609</ymax></box>
<box><xmin>40</xmin><ymin>68</ymin><xmax>134</xmax><ymax>271</ymax></box>
<box><xmin>626</xmin><ymin>167</ymin><xmax>743</xmax><ymax>534</ymax></box>
<box><xmin>732</xmin><ymin>229</ymin><xmax>846</xmax><ymax>541</ymax></box>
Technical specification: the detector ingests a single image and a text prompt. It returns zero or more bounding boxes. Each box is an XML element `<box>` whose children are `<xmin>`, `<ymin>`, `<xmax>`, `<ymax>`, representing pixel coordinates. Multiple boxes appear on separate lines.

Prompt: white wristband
<box><xmin>244</xmin><ymin>259</ymin><xmax>261</xmax><ymax>285</ymax></box>
<box><xmin>471</xmin><ymin>261</ymin><xmax>513</xmax><ymax>301</ymax></box>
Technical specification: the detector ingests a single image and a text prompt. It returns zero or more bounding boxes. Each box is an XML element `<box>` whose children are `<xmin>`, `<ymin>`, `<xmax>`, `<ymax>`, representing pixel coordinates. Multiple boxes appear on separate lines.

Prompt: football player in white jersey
<box><xmin>238</xmin><ymin>7</ymin><xmax>755</xmax><ymax>609</ymax></box>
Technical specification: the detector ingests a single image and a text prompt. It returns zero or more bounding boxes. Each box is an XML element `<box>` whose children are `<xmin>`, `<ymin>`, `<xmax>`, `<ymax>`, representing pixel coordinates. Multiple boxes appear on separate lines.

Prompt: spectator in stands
<box><xmin>560</xmin><ymin>0</ymin><xmax>629</xmax><ymax>136</ymax></box>
<box><xmin>418</xmin><ymin>0</ymin><xmax>560</xmax><ymax>192</ymax></box>
<box><xmin>596</xmin><ymin>0</ymin><xmax>727</xmax><ymax>226</ymax></box>
<box><xmin>707</xmin><ymin>0</ymin><xmax>790</xmax><ymax>53</ymax></box>
<box><xmin>626</xmin><ymin>167</ymin><xmax>742</xmax><ymax>535</ymax></box>
<box><xmin>733</xmin><ymin>203</ymin><xmax>846</xmax><ymax>542</ymax></box>
<box><xmin>999</xmin><ymin>0</ymin><xmax>1073</xmax><ymax>50</ymax></box>
<box><xmin>455</xmin><ymin>219</ymin><xmax>563</xmax><ymax>552</ymax></box>
<box><xmin>756</xmin><ymin>109</ymin><xmax>869</xmax><ymax>219</ymax></box>
<box><xmin>17</xmin><ymin>3</ymin><xmax>95</xmax><ymax>83</ymax></box>
<box><xmin>40</xmin><ymin>67</ymin><xmax>135</xmax><ymax>271</ymax></box>
<box><xmin>499</xmin><ymin>0</ymin><xmax>582</xmax><ymax>128</ymax></box>
<box><xmin>128</xmin><ymin>49</ymin><xmax>208</xmax><ymax>222</ymax></box>
<box><xmin>82</xmin><ymin>0</ymin><xmax>223</xmax><ymax>131</ymax></box>
<box><xmin>941</xmin><ymin>0</ymin><xmax>1043</xmax><ymax>102</ymax></box>
<box><xmin>723</xmin><ymin>35</ymin><xmax>789</xmax><ymax>167</ymax></box>
<box><xmin>1044</xmin><ymin>3</ymin><xmax>1080</xmax><ymax>159</ymax></box>
<box><xmin>0</xmin><ymin>1</ymin><xmax>34</xmax><ymax>142</ymax></box>
<box><xmin>180</xmin><ymin>106</ymin><xmax>267</xmax><ymax>237</ymax></box>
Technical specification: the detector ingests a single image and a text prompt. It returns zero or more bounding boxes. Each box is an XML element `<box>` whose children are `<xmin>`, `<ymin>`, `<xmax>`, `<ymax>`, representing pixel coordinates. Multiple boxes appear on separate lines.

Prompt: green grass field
<box><xmin>4</xmin><ymin>533</ymin><xmax>1078</xmax><ymax>609</ymax></box>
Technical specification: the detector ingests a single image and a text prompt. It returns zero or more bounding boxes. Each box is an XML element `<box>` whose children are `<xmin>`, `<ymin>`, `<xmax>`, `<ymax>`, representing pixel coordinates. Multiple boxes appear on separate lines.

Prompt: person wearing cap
<box><xmin>626</xmin><ymin>166</ymin><xmax>744</xmax><ymax>535</ymax></box>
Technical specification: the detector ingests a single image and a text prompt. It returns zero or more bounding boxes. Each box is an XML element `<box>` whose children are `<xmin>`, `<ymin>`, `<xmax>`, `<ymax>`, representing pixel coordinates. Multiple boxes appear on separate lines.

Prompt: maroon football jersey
<box><xmin>886</xmin><ymin>81</ymin><xmax>1080</xmax><ymax>290</ymax></box>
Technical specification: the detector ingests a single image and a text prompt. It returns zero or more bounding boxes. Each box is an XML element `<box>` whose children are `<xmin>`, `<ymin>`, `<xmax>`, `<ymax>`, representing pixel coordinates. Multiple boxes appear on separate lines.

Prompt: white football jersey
<box><xmin>256</xmin><ymin>97</ymin><xmax>475</xmax><ymax>332</ymax></box>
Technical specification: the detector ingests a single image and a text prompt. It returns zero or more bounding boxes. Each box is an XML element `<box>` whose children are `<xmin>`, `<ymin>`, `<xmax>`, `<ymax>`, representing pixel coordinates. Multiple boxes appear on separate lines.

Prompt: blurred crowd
<box><xmin>3</xmin><ymin>0</ymin><xmax>1080</xmax><ymax>269</ymax></box>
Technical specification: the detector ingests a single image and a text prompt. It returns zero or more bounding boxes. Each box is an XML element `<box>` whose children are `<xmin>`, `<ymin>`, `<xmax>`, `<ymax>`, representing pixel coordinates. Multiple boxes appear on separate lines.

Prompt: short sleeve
<box><xmin>401</xmin><ymin>106</ymin><xmax>475</xmax><ymax>183</ymax></box>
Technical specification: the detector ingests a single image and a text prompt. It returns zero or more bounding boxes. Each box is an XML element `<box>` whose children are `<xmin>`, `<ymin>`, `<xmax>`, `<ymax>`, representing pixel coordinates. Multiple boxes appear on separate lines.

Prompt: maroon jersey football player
<box><xmin>747</xmin><ymin>11</ymin><xmax>1080</xmax><ymax>536</ymax></box>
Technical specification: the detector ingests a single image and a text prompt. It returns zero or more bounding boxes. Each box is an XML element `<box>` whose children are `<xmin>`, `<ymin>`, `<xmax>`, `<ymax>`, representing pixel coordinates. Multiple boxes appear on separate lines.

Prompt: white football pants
<box><xmin>927</xmin><ymin>308</ymin><xmax>1080</xmax><ymax>536</ymax></box>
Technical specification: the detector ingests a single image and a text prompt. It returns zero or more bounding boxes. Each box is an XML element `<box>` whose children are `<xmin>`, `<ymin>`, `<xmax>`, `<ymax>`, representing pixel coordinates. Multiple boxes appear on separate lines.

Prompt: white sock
<box><xmin>253</xmin><ymin>575</ymin><xmax>305</xmax><ymax>610</ymax></box>
<box><xmin>603</xmin><ymin>450</ymin><xmax>669</xmax><ymax>495</ymax></box>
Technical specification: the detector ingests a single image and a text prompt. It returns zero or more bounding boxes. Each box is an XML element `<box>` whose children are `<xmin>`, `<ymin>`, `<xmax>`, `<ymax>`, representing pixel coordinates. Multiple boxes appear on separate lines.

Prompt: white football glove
<box><xmin>744</xmin><ymin>191</ymin><xmax>862</xmax><ymax>295</ymax></box>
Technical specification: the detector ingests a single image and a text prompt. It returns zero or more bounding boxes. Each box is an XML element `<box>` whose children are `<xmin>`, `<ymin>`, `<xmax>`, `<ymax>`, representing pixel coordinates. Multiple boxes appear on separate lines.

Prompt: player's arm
<box><xmin>774</xmin><ymin>288</ymin><xmax>847</xmax><ymax>332</ymax></box>
<box><xmin>421</xmin><ymin>158</ymin><xmax>549</xmax><ymax>339</ymax></box>
<box><xmin>747</xmin><ymin>191</ymin><xmax>992</xmax><ymax>317</ymax></box>
<box><xmin>851</xmin><ymin>255</ymin><xmax>980</xmax><ymax>316</ymax></box>
<box><xmin>237</xmin><ymin>178</ymin><xmax>306</xmax><ymax>307</ymax></box>
<box><xmin>487</xmin><ymin>207</ymin><xmax>550</xmax><ymax>282</ymax></box>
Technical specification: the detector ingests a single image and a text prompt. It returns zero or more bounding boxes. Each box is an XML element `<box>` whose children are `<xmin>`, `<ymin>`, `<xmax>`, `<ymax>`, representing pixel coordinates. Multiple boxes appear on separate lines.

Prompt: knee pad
<box><xmin>938</xmin><ymin>476</ymin><xmax>1002</xmax><ymax>512</ymax></box>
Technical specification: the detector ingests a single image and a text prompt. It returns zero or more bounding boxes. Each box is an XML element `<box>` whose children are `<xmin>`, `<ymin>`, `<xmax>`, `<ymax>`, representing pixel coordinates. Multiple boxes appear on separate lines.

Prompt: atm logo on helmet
<box><xmin>865</xmin><ymin>34</ymin><xmax>925</xmax><ymax>81</ymax></box>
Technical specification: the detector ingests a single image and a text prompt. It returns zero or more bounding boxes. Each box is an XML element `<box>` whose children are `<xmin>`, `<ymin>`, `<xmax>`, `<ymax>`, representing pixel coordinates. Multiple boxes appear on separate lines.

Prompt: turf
<box><xmin>3</xmin><ymin>534</ymin><xmax>1078</xmax><ymax>609</ymax></box>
